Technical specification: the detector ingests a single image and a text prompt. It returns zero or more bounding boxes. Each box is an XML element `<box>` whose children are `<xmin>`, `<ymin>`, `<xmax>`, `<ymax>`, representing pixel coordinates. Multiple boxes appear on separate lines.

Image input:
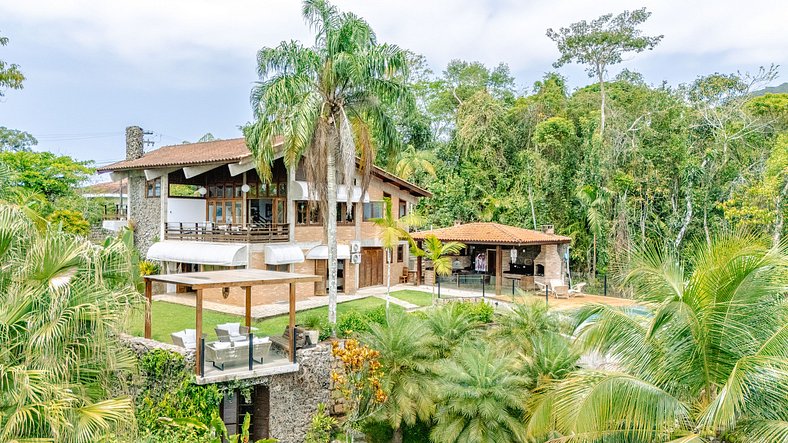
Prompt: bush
<box><xmin>303</xmin><ymin>314</ymin><xmax>332</xmax><ymax>341</ymax></box>
<box><xmin>134</xmin><ymin>350</ymin><xmax>223</xmax><ymax>442</ymax></box>
<box><xmin>363</xmin><ymin>305</ymin><xmax>389</xmax><ymax>326</ymax></box>
<box><xmin>304</xmin><ymin>403</ymin><xmax>339</xmax><ymax>443</ymax></box>
<box><xmin>452</xmin><ymin>300</ymin><xmax>495</xmax><ymax>323</ymax></box>
<box><xmin>337</xmin><ymin>310</ymin><xmax>369</xmax><ymax>338</ymax></box>
<box><xmin>47</xmin><ymin>209</ymin><xmax>90</xmax><ymax>236</ymax></box>
<box><xmin>139</xmin><ymin>260</ymin><xmax>160</xmax><ymax>276</ymax></box>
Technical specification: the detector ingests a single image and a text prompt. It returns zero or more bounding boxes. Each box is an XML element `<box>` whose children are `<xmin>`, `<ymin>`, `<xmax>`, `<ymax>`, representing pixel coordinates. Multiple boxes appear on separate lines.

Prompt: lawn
<box><xmin>389</xmin><ymin>289</ymin><xmax>433</xmax><ymax>307</ymax></box>
<box><xmin>126</xmin><ymin>296</ymin><xmax>388</xmax><ymax>343</ymax></box>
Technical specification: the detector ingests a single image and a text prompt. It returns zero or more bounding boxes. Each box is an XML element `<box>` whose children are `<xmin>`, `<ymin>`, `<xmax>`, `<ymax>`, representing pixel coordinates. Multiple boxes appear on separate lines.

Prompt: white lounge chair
<box><xmin>549</xmin><ymin>279</ymin><xmax>569</xmax><ymax>299</ymax></box>
<box><xmin>569</xmin><ymin>282</ymin><xmax>587</xmax><ymax>297</ymax></box>
<box><xmin>171</xmin><ymin>329</ymin><xmax>197</xmax><ymax>350</ymax></box>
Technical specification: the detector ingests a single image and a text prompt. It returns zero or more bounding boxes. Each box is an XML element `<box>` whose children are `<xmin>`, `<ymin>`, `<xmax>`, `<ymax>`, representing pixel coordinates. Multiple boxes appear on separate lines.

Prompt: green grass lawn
<box><xmin>389</xmin><ymin>289</ymin><xmax>433</xmax><ymax>307</ymax></box>
<box><xmin>126</xmin><ymin>296</ymin><xmax>388</xmax><ymax>343</ymax></box>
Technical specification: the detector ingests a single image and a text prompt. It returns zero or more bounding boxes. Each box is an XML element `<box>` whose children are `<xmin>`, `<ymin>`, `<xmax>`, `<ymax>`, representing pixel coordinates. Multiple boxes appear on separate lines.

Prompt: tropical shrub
<box><xmin>47</xmin><ymin>208</ymin><xmax>90</xmax><ymax>236</ymax></box>
<box><xmin>336</xmin><ymin>310</ymin><xmax>370</xmax><ymax>337</ymax></box>
<box><xmin>304</xmin><ymin>403</ymin><xmax>339</xmax><ymax>443</ymax></box>
<box><xmin>0</xmin><ymin>203</ymin><xmax>139</xmax><ymax>442</ymax></box>
<box><xmin>450</xmin><ymin>300</ymin><xmax>495</xmax><ymax>323</ymax></box>
<box><xmin>139</xmin><ymin>259</ymin><xmax>160</xmax><ymax>276</ymax></box>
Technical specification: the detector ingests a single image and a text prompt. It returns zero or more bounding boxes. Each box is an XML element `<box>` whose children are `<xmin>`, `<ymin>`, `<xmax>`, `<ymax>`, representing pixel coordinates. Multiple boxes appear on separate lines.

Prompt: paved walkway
<box><xmin>153</xmin><ymin>292</ymin><xmax>371</xmax><ymax>320</ymax></box>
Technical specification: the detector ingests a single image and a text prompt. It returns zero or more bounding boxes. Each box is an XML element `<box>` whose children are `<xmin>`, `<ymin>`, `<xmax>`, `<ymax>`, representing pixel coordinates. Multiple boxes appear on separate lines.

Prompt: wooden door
<box><xmin>360</xmin><ymin>247</ymin><xmax>384</xmax><ymax>288</ymax></box>
<box><xmin>314</xmin><ymin>260</ymin><xmax>327</xmax><ymax>296</ymax></box>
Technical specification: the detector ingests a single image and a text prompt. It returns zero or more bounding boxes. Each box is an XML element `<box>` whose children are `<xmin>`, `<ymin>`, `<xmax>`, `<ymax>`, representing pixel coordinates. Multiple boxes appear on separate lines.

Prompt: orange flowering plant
<box><xmin>331</xmin><ymin>339</ymin><xmax>387</xmax><ymax>434</ymax></box>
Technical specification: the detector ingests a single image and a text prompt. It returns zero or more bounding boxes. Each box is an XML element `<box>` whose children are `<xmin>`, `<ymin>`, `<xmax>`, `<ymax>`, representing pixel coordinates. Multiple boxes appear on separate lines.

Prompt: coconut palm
<box><xmin>0</xmin><ymin>204</ymin><xmax>139</xmax><ymax>442</ymax></box>
<box><xmin>245</xmin><ymin>0</ymin><xmax>414</xmax><ymax>328</ymax></box>
<box><xmin>370</xmin><ymin>197</ymin><xmax>422</xmax><ymax>313</ymax></box>
<box><xmin>412</xmin><ymin>234</ymin><xmax>465</xmax><ymax>302</ymax></box>
<box><xmin>431</xmin><ymin>344</ymin><xmax>529</xmax><ymax>443</ymax></box>
<box><xmin>576</xmin><ymin>184</ymin><xmax>609</xmax><ymax>278</ymax></box>
<box><xmin>527</xmin><ymin>232</ymin><xmax>788</xmax><ymax>442</ymax></box>
<box><xmin>361</xmin><ymin>311</ymin><xmax>438</xmax><ymax>443</ymax></box>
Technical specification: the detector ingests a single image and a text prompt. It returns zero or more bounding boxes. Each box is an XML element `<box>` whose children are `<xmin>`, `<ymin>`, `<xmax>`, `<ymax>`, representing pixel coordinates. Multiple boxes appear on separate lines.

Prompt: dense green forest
<box><xmin>390</xmin><ymin>58</ymin><xmax>787</xmax><ymax>277</ymax></box>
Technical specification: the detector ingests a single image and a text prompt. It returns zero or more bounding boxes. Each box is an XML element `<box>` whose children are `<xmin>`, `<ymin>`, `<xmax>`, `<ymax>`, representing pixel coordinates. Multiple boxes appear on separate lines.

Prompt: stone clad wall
<box><xmin>128</xmin><ymin>170</ymin><xmax>161</xmax><ymax>256</ymax></box>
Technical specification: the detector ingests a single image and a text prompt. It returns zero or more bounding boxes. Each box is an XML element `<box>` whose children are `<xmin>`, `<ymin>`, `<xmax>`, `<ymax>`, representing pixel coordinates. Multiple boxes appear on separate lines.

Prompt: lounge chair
<box><xmin>171</xmin><ymin>329</ymin><xmax>197</xmax><ymax>350</ymax></box>
<box><xmin>215</xmin><ymin>323</ymin><xmax>256</xmax><ymax>343</ymax></box>
<box><xmin>204</xmin><ymin>337</ymin><xmax>272</xmax><ymax>371</ymax></box>
<box><xmin>549</xmin><ymin>279</ymin><xmax>569</xmax><ymax>299</ymax></box>
<box><xmin>568</xmin><ymin>282</ymin><xmax>587</xmax><ymax>297</ymax></box>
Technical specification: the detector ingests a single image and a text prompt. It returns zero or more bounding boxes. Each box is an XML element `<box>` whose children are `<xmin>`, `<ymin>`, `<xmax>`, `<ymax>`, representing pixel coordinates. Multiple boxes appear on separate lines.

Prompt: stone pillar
<box><xmin>126</xmin><ymin>126</ymin><xmax>144</xmax><ymax>160</ymax></box>
<box><xmin>539</xmin><ymin>244</ymin><xmax>562</xmax><ymax>283</ymax></box>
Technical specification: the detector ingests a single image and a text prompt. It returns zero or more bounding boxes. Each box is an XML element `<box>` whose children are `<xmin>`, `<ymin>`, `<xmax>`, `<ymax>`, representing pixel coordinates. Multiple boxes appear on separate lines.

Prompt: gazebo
<box><xmin>411</xmin><ymin>223</ymin><xmax>571</xmax><ymax>295</ymax></box>
<box><xmin>143</xmin><ymin>269</ymin><xmax>321</xmax><ymax>378</ymax></box>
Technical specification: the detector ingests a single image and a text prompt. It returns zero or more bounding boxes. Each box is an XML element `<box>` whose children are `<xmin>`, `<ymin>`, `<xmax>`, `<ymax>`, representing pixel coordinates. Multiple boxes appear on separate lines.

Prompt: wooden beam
<box><xmin>144</xmin><ymin>278</ymin><xmax>152</xmax><ymax>339</ymax></box>
<box><xmin>495</xmin><ymin>245</ymin><xmax>503</xmax><ymax>295</ymax></box>
<box><xmin>244</xmin><ymin>286</ymin><xmax>252</xmax><ymax>328</ymax></box>
<box><xmin>195</xmin><ymin>289</ymin><xmax>203</xmax><ymax>376</ymax></box>
<box><xmin>289</xmin><ymin>282</ymin><xmax>296</xmax><ymax>362</ymax></box>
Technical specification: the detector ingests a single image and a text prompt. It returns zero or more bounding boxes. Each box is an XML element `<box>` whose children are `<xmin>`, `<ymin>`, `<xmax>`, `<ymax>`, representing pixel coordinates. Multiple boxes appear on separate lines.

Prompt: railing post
<box><xmin>512</xmin><ymin>278</ymin><xmax>516</xmax><ymax>295</ymax></box>
<box><xmin>291</xmin><ymin>326</ymin><xmax>297</xmax><ymax>363</ymax></box>
<box><xmin>199</xmin><ymin>337</ymin><xmax>205</xmax><ymax>377</ymax></box>
<box><xmin>248</xmin><ymin>332</ymin><xmax>253</xmax><ymax>371</ymax></box>
<box><xmin>545</xmin><ymin>283</ymin><xmax>549</xmax><ymax>306</ymax></box>
<box><xmin>437</xmin><ymin>278</ymin><xmax>441</xmax><ymax>299</ymax></box>
<box><xmin>604</xmin><ymin>274</ymin><xmax>608</xmax><ymax>297</ymax></box>
<box><xmin>481</xmin><ymin>275</ymin><xmax>485</xmax><ymax>298</ymax></box>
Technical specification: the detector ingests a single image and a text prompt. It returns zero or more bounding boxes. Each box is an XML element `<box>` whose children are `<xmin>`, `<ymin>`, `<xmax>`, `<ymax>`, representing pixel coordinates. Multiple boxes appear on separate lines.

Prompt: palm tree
<box><xmin>576</xmin><ymin>184</ymin><xmax>609</xmax><ymax>278</ymax></box>
<box><xmin>394</xmin><ymin>145</ymin><xmax>436</xmax><ymax>181</ymax></box>
<box><xmin>245</xmin><ymin>0</ymin><xmax>414</xmax><ymax>328</ymax></box>
<box><xmin>412</xmin><ymin>234</ymin><xmax>465</xmax><ymax>302</ymax></box>
<box><xmin>0</xmin><ymin>204</ymin><xmax>139</xmax><ymax>442</ymax></box>
<box><xmin>370</xmin><ymin>197</ymin><xmax>422</xmax><ymax>313</ymax></box>
<box><xmin>527</xmin><ymin>232</ymin><xmax>788</xmax><ymax>442</ymax></box>
<box><xmin>361</xmin><ymin>311</ymin><xmax>437</xmax><ymax>443</ymax></box>
<box><xmin>423</xmin><ymin>302</ymin><xmax>481</xmax><ymax>358</ymax></box>
<box><xmin>431</xmin><ymin>344</ymin><xmax>529</xmax><ymax>443</ymax></box>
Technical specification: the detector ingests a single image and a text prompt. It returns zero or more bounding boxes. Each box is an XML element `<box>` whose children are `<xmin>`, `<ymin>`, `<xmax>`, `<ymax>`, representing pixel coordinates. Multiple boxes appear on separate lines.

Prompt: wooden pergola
<box><xmin>143</xmin><ymin>269</ymin><xmax>321</xmax><ymax>375</ymax></box>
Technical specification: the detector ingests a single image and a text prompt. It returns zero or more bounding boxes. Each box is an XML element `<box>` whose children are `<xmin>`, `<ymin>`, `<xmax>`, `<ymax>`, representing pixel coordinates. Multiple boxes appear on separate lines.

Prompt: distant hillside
<box><xmin>752</xmin><ymin>82</ymin><xmax>788</xmax><ymax>96</ymax></box>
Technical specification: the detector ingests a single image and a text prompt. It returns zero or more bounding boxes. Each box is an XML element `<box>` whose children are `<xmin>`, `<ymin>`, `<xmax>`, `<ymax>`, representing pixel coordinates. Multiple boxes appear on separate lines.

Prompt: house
<box><xmin>97</xmin><ymin>126</ymin><xmax>431</xmax><ymax>303</ymax></box>
<box><xmin>411</xmin><ymin>222</ymin><xmax>571</xmax><ymax>295</ymax></box>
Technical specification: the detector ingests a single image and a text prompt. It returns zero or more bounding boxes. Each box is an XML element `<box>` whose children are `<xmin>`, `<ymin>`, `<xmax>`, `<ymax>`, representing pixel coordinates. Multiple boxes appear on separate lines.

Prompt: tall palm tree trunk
<box><xmin>391</xmin><ymin>427</ymin><xmax>403</xmax><ymax>443</ymax></box>
<box><xmin>327</xmin><ymin>136</ymin><xmax>339</xmax><ymax>329</ymax></box>
<box><xmin>386</xmin><ymin>248</ymin><xmax>391</xmax><ymax>312</ymax></box>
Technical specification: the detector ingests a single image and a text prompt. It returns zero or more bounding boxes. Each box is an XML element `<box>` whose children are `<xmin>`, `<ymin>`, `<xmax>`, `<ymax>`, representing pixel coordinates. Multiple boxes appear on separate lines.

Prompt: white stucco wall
<box><xmin>167</xmin><ymin>198</ymin><xmax>206</xmax><ymax>223</ymax></box>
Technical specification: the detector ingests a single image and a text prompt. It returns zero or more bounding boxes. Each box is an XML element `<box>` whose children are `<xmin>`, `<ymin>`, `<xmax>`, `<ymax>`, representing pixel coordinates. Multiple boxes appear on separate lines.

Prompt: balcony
<box><xmin>164</xmin><ymin>222</ymin><xmax>290</xmax><ymax>243</ymax></box>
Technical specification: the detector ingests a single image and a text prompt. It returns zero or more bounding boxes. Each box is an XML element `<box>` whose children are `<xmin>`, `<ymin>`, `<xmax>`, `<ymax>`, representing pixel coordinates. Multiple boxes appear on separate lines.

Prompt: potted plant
<box><xmin>301</xmin><ymin>315</ymin><xmax>324</xmax><ymax>345</ymax></box>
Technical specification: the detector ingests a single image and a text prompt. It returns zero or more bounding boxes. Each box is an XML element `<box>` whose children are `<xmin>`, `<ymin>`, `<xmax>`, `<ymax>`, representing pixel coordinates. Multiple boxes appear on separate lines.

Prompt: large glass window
<box><xmin>363</xmin><ymin>201</ymin><xmax>384</xmax><ymax>221</ymax></box>
<box><xmin>337</xmin><ymin>202</ymin><xmax>355</xmax><ymax>224</ymax></box>
<box><xmin>146</xmin><ymin>178</ymin><xmax>161</xmax><ymax>198</ymax></box>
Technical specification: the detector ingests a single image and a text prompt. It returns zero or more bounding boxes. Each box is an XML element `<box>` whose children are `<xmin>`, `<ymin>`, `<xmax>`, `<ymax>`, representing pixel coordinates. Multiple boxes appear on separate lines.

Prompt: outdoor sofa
<box><xmin>204</xmin><ymin>337</ymin><xmax>272</xmax><ymax>371</ymax></box>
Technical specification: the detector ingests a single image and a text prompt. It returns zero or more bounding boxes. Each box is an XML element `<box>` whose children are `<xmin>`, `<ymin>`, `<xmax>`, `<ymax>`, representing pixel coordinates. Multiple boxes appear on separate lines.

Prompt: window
<box><xmin>363</xmin><ymin>201</ymin><xmax>384</xmax><ymax>221</ymax></box>
<box><xmin>296</xmin><ymin>201</ymin><xmax>322</xmax><ymax>225</ymax></box>
<box><xmin>267</xmin><ymin>264</ymin><xmax>289</xmax><ymax>272</ymax></box>
<box><xmin>337</xmin><ymin>202</ymin><xmax>355</xmax><ymax>224</ymax></box>
<box><xmin>146</xmin><ymin>178</ymin><xmax>161</xmax><ymax>198</ymax></box>
<box><xmin>397</xmin><ymin>244</ymin><xmax>404</xmax><ymax>262</ymax></box>
<box><xmin>399</xmin><ymin>200</ymin><xmax>407</xmax><ymax>218</ymax></box>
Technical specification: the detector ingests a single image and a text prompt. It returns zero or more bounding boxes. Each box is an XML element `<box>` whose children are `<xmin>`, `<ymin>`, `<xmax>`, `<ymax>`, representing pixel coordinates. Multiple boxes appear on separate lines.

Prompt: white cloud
<box><xmin>2</xmin><ymin>0</ymin><xmax>786</xmax><ymax>82</ymax></box>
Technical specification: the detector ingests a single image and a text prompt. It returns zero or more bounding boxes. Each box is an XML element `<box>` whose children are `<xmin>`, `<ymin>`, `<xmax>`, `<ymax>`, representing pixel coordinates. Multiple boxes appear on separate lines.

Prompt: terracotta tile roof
<box><xmin>81</xmin><ymin>180</ymin><xmax>127</xmax><ymax>195</ymax></box>
<box><xmin>97</xmin><ymin>137</ymin><xmax>431</xmax><ymax>197</ymax></box>
<box><xmin>411</xmin><ymin>222</ymin><xmax>570</xmax><ymax>245</ymax></box>
<box><xmin>97</xmin><ymin>138</ymin><xmax>277</xmax><ymax>172</ymax></box>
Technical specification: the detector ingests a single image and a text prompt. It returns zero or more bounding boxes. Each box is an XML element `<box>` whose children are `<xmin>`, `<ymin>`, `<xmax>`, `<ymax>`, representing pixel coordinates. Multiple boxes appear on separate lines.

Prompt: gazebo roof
<box><xmin>411</xmin><ymin>222</ymin><xmax>570</xmax><ymax>246</ymax></box>
<box><xmin>145</xmin><ymin>268</ymin><xmax>321</xmax><ymax>289</ymax></box>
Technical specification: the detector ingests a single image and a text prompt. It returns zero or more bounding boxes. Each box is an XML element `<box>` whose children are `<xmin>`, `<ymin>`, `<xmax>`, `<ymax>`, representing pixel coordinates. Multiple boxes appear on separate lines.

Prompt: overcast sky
<box><xmin>0</xmin><ymin>0</ymin><xmax>786</xmax><ymax>167</ymax></box>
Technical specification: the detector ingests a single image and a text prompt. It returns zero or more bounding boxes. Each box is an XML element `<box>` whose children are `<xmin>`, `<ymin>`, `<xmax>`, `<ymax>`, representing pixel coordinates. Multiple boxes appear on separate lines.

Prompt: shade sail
<box><xmin>264</xmin><ymin>244</ymin><xmax>305</xmax><ymax>265</ymax></box>
<box><xmin>289</xmin><ymin>181</ymin><xmax>370</xmax><ymax>203</ymax></box>
<box><xmin>306</xmin><ymin>244</ymin><xmax>351</xmax><ymax>260</ymax></box>
<box><xmin>147</xmin><ymin>241</ymin><xmax>248</xmax><ymax>266</ymax></box>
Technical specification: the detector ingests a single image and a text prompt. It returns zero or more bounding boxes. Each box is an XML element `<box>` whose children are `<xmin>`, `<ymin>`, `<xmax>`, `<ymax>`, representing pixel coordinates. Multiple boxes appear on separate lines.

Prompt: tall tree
<box><xmin>0</xmin><ymin>127</ymin><xmax>37</xmax><ymax>152</ymax></box>
<box><xmin>547</xmin><ymin>8</ymin><xmax>662</xmax><ymax>136</ymax></box>
<box><xmin>245</xmin><ymin>0</ymin><xmax>414</xmax><ymax>327</ymax></box>
<box><xmin>576</xmin><ymin>184</ymin><xmax>609</xmax><ymax>277</ymax></box>
<box><xmin>0</xmin><ymin>31</ymin><xmax>24</xmax><ymax>98</ymax></box>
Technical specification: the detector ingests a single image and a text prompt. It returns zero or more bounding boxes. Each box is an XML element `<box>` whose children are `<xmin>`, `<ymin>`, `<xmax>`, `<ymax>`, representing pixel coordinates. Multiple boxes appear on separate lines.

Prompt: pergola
<box><xmin>143</xmin><ymin>269</ymin><xmax>321</xmax><ymax>375</ymax></box>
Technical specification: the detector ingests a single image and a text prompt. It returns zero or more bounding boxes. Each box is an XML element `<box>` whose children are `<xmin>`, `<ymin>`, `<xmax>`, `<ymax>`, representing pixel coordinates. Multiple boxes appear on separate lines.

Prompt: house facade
<box><xmin>98</xmin><ymin>126</ymin><xmax>430</xmax><ymax>300</ymax></box>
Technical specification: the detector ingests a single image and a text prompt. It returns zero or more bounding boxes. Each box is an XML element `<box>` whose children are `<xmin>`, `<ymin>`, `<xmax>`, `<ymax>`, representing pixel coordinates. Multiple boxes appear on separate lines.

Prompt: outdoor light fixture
<box><xmin>241</xmin><ymin>184</ymin><xmax>251</xmax><ymax>193</ymax></box>
<box><xmin>197</xmin><ymin>186</ymin><xmax>207</xmax><ymax>195</ymax></box>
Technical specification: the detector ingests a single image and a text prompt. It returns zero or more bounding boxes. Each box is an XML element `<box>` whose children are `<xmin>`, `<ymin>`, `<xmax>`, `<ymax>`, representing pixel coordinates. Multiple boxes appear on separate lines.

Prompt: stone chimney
<box><xmin>541</xmin><ymin>224</ymin><xmax>555</xmax><ymax>234</ymax></box>
<box><xmin>125</xmin><ymin>126</ymin><xmax>144</xmax><ymax>161</ymax></box>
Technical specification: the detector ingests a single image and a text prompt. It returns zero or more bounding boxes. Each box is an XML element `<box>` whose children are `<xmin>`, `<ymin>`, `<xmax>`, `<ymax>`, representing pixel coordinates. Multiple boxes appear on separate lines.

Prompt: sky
<box><xmin>0</xmin><ymin>0</ymin><xmax>786</xmax><ymax>170</ymax></box>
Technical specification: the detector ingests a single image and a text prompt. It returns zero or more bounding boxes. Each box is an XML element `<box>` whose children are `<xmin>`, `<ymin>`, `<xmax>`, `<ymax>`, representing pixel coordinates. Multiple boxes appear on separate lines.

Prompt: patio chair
<box><xmin>204</xmin><ymin>337</ymin><xmax>272</xmax><ymax>371</ymax></box>
<box><xmin>398</xmin><ymin>267</ymin><xmax>410</xmax><ymax>284</ymax></box>
<box><xmin>568</xmin><ymin>282</ymin><xmax>587</xmax><ymax>297</ymax></box>
<box><xmin>549</xmin><ymin>279</ymin><xmax>569</xmax><ymax>299</ymax></box>
<box><xmin>171</xmin><ymin>329</ymin><xmax>197</xmax><ymax>350</ymax></box>
<box><xmin>215</xmin><ymin>323</ymin><xmax>255</xmax><ymax>343</ymax></box>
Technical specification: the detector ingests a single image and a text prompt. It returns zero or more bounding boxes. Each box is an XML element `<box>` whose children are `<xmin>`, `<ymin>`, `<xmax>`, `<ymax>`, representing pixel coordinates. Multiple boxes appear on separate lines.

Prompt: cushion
<box><xmin>233</xmin><ymin>341</ymin><xmax>249</xmax><ymax>348</ymax></box>
<box><xmin>218</xmin><ymin>323</ymin><xmax>240</xmax><ymax>336</ymax></box>
<box><xmin>184</xmin><ymin>329</ymin><xmax>196</xmax><ymax>341</ymax></box>
<box><xmin>211</xmin><ymin>342</ymin><xmax>231</xmax><ymax>350</ymax></box>
<box><xmin>253</xmin><ymin>337</ymin><xmax>270</xmax><ymax>344</ymax></box>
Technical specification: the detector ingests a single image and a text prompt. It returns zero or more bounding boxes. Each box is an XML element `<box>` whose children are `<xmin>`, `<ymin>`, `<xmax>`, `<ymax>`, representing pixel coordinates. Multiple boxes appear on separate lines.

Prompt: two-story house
<box><xmin>98</xmin><ymin>127</ymin><xmax>430</xmax><ymax>305</ymax></box>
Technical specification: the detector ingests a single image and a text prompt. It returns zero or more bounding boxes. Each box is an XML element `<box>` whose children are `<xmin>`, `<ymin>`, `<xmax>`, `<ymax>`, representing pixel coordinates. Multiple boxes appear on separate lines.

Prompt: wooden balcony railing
<box><xmin>164</xmin><ymin>222</ymin><xmax>290</xmax><ymax>243</ymax></box>
<box><xmin>102</xmin><ymin>204</ymin><xmax>128</xmax><ymax>220</ymax></box>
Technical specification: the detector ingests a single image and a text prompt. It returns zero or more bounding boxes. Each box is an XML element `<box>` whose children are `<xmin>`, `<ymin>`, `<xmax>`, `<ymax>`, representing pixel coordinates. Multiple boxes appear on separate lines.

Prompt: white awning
<box><xmin>289</xmin><ymin>181</ymin><xmax>370</xmax><ymax>203</ymax></box>
<box><xmin>147</xmin><ymin>241</ymin><xmax>248</xmax><ymax>267</ymax></box>
<box><xmin>306</xmin><ymin>244</ymin><xmax>351</xmax><ymax>260</ymax></box>
<box><xmin>264</xmin><ymin>244</ymin><xmax>305</xmax><ymax>265</ymax></box>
